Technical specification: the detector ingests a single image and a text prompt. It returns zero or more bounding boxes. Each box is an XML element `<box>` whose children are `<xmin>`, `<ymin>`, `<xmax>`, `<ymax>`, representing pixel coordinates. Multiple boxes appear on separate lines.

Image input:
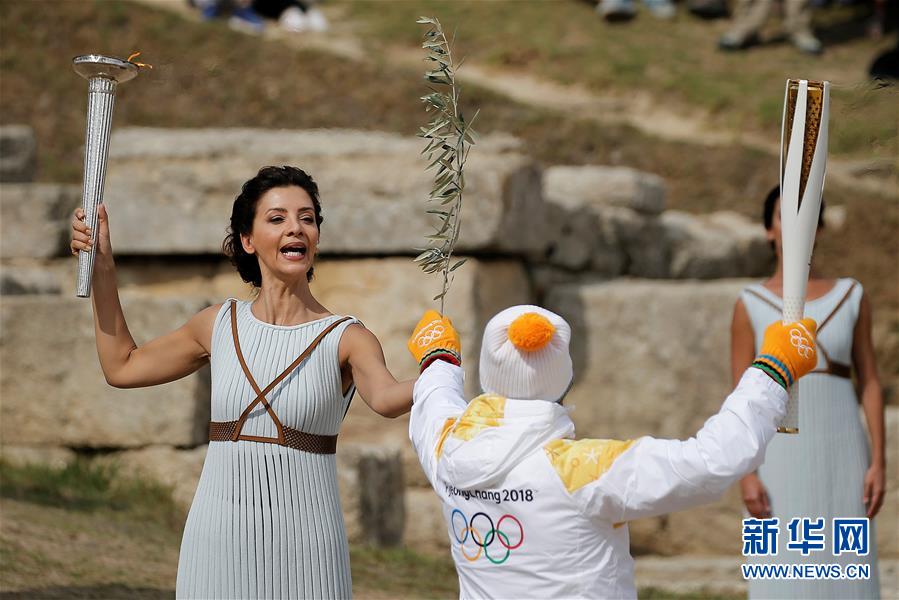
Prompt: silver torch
<box><xmin>73</xmin><ymin>54</ymin><xmax>139</xmax><ymax>298</ymax></box>
<box><xmin>778</xmin><ymin>79</ymin><xmax>830</xmax><ymax>433</ymax></box>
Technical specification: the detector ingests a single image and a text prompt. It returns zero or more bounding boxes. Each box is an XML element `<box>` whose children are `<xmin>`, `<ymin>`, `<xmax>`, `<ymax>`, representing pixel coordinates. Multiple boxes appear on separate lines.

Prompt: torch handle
<box><xmin>76</xmin><ymin>77</ymin><xmax>117</xmax><ymax>298</ymax></box>
<box><xmin>778</xmin><ymin>294</ymin><xmax>805</xmax><ymax>432</ymax></box>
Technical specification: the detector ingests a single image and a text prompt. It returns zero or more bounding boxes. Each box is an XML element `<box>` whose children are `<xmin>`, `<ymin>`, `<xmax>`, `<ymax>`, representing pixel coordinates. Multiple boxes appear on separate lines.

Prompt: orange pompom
<box><xmin>508</xmin><ymin>313</ymin><xmax>555</xmax><ymax>352</ymax></box>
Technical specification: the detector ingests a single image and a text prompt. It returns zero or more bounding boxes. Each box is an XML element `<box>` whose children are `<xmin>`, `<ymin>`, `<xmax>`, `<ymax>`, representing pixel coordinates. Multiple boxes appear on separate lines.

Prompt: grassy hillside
<box><xmin>346</xmin><ymin>0</ymin><xmax>898</xmax><ymax>160</ymax></box>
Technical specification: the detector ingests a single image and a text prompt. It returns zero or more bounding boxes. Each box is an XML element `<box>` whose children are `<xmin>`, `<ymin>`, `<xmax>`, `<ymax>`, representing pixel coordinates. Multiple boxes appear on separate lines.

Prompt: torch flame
<box><xmin>126</xmin><ymin>51</ymin><xmax>153</xmax><ymax>69</ymax></box>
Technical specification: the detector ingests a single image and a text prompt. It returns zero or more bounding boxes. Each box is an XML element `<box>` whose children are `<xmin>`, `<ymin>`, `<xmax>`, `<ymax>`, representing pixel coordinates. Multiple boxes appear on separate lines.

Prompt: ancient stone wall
<box><xmin>5</xmin><ymin>126</ymin><xmax>891</xmax><ymax>557</ymax></box>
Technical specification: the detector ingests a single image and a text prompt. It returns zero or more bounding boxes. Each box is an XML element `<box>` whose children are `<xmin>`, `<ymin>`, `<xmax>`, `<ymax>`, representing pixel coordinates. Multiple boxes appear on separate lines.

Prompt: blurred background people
<box><xmin>189</xmin><ymin>0</ymin><xmax>328</xmax><ymax>34</ymax></box>
<box><xmin>719</xmin><ymin>0</ymin><xmax>823</xmax><ymax>54</ymax></box>
<box><xmin>598</xmin><ymin>0</ymin><xmax>677</xmax><ymax>21</ymax></box>
<box><xmin>687</xmin><ymin>0</ymin><xmax>731</xmax><ymax>19</ymax></box>
<box><xmin>252</xmin><ymin>0</ymin><xmax>329</xmax><ymax>33</ymax></box>
<box><xmin>870</xmin><ymin>39</ymin><xmax>899</xmax><ymax>80</ymax></box>
<box><xmin>189</xmin><ymin>0</ymin><xmax>265</xmax><ymax>34</ymax></box>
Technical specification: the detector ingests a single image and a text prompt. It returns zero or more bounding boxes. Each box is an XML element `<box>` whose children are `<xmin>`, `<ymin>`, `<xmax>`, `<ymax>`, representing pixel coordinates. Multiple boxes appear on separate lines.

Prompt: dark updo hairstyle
<box><xmin>763</xmin><ymin>185</ymin><xmax>825</xmax><ymax>252</ymax></box>
<box><xmin>223</xmin><ymin>166</ymin><xmax>323</xmax><ymax>287</ymax></box>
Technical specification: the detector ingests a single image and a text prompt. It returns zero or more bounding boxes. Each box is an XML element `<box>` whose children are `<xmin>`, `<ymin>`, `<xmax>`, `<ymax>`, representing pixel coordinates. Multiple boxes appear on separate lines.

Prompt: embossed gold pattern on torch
<box><xmin>783</xmin><ymin>80</ymin><xmax>825</xmax><ymax>206</ymax></box>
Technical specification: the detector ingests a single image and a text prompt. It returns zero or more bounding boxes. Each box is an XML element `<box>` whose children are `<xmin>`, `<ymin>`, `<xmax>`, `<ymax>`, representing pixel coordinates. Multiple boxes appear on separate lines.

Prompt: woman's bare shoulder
<box><xmin>339</xmin><ymin>321</ymin><xmax>379</xmax><ymax>345</ymax></box>
<box><xmin>193</xmin><ymin>302</ymin><xmax>225</xmax><ymax>324</ymax></box>
<box><xmin>338</xmin><ymin>321</ymin><xmax>386</xmax><ymax>359</ymax></box>
<box><xmin>187</xmin><ymin>303</ymin><xmax>226</xmax><ymax>354</ymax></box>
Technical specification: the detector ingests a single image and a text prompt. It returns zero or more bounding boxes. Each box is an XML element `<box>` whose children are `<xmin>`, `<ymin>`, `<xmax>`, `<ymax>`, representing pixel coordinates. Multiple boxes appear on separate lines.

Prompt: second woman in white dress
<box><xmin>731</xmin><ymin>186</ymin><xmax>885</xmax><ymax>599</ymax></box>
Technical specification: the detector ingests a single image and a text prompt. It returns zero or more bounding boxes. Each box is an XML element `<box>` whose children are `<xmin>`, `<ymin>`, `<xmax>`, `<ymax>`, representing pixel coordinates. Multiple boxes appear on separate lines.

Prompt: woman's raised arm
<box><xmin>71</xmin><ymin>204</ymin><xmax>215</xmax><ymax>389</ymax></box>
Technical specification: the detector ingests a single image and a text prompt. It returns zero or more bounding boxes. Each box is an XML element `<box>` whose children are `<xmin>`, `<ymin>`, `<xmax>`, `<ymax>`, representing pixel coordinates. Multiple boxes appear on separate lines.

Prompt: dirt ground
<box><xmin>0</xmin><ymin>495</ymin><xmax>460</xmax><ymax>599</ymax></box>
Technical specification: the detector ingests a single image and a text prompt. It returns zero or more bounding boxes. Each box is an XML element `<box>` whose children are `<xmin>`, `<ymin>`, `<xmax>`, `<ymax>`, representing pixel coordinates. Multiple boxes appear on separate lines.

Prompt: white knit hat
<box><xmin>479</xmin><ymin>305</ymin><xmax>573</xmax><ymax>402</ymax></box>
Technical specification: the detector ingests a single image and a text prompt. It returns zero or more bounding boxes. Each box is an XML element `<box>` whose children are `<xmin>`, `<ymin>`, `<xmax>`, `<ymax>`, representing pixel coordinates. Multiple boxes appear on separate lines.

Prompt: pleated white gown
<box><xmin>177</xmin><ymin>301</ymin><xmax>357</xmax><ymax>599</ymax></box>
<box><xmin>743</xmin><ymin>279</ymin><xmax>880</xmax><ymax>599</ymax></box>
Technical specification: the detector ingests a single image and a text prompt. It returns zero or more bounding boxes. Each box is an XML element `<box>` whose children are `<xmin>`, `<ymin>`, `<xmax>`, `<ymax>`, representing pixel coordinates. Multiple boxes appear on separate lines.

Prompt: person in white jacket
<box><xmin>406</xmin><ymin>305</ymin><xmax>818</xmax><ymax>599</ymax></box>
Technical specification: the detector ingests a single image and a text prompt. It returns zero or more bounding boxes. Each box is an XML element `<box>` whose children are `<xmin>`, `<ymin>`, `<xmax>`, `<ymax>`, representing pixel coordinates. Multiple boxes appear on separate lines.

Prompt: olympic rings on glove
<box><xmin>416</xmin><ymin>323</ymin><xmax>446</xmax><ymax>347</ymax></box>
<box><xmin>450</xmin><ymin>509</ymin><xmax>525</xmax><ymax>565</ymax></box>
<box><xmin>789</xmin><ymin>327</ymin><xmax>814</xmax><ymax>359</ymax></box>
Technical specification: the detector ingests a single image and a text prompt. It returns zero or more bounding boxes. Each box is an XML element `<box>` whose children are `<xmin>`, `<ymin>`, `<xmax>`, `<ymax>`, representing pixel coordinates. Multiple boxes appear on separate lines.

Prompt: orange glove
<box><xmin>752</xmin><ymin>318</ymin><xmax>818</xmax><ymax>390</ymax></box>
<box><xmin>408</xmin><ymin>310</ymin><xmax>461</xmax><ymax>372</ymax></box>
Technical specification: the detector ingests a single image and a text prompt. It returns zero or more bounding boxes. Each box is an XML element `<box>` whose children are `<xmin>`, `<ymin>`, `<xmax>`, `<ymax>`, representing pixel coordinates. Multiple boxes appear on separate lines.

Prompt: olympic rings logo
<box><xmin>789</xmin><ymin>328</ymin><xmax>814</xmax><ymax>359</ymax></box>
<box><xmin>416</xmin><ymin>321</ymin><xmax>446</xmax><ymax>347</ymax></box>
<box><xmin>450</xmin><ymin>509</ymin><xmax>524</xmax><ymax>565</ymax></box>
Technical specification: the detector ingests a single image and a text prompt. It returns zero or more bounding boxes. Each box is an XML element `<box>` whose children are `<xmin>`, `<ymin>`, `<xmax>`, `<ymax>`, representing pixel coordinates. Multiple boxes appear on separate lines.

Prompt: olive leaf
<box><xmin>416</xmin><ymin>16</ymin><xmax>477</xmax><ymax>316</ymax></box>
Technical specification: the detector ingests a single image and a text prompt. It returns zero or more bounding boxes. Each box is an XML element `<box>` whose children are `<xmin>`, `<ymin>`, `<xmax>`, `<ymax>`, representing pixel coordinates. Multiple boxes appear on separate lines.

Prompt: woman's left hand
<box><xmin>863</xmin><ymin>463</ymin><xmax>885</xmax><ymax>518</ymax></box>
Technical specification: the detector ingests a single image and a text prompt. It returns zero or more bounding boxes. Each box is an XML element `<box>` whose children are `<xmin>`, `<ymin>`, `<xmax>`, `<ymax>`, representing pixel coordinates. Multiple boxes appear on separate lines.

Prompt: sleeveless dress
<box><xmin>742</xmin><ymin>278</ymin><xmax>880</xmax><ymax>599</ymax></box>
<box><xmin>176</xmin><ymin>300</ymin><xmax>358</xmax><ymax>599</ymax></box>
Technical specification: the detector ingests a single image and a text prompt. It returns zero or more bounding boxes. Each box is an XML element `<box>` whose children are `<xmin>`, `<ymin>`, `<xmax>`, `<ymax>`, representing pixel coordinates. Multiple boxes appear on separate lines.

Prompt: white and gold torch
<box><xmin>778</xmin><ymin>79</ymin><xmax>830</xmax><ymax>433</ymax></box>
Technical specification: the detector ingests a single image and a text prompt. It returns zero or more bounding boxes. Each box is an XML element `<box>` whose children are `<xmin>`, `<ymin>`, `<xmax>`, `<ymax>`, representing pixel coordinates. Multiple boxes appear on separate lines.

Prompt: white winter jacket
<box><xmin>409</xmin><ymin>361</ymin><xmax>788</xmax><ymax>599</ymax></box>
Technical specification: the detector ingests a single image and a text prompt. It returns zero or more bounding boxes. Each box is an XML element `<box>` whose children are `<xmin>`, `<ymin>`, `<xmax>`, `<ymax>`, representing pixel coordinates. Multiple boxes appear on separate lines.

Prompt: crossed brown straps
<box><xmin>208</xmin><ymin>301</ymin><xmax>351</xmax><ymax>454</ymax></box>
<box><xmin>745</xmin><ymin>281</ymin><xmax>857</xmax><ymax>379</ymax></box>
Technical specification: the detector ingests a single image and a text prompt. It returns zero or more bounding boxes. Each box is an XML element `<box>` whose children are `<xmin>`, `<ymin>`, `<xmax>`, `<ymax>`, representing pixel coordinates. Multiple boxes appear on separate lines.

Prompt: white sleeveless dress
<box><xmin>176</xmin><ymin>300</ymin><xmax>358</xmax><ymax>599</ymax></box>
<box><xmin>742</xmin><ymin>279</ymin><xmax>880</xmax><ymax>599</ymax></box>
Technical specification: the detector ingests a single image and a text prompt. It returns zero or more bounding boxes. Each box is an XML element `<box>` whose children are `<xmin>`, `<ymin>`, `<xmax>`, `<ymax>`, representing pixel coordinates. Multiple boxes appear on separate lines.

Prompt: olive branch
<box><xmin>414</xmin><ymin>16</ymin><xmax>477</xmax><ymax>315</ymax></box>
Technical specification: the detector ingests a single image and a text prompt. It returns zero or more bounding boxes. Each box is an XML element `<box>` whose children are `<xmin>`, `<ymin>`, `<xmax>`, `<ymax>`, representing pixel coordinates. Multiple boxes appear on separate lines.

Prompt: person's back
<box><xmin>406</xmin><ymin>305</ymin><xmax>820</xmax><ymax>599</ymax></box>
<box><xmin>421</xmin><ymin>388</ymin><xmax>636</xmax><ymax>598</ymax></box>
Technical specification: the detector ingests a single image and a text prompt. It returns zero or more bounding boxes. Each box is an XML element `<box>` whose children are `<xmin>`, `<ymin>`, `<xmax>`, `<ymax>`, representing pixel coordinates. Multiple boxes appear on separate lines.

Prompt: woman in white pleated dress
<box><xmin>71</xmin><ymin>165</ymin><xmax>414</xmax><ymax>598</ymax></box>
<box><xmin>731</xmin><ymin>186</ymin><xmax>885</xmax><ymax>599</ymax></box>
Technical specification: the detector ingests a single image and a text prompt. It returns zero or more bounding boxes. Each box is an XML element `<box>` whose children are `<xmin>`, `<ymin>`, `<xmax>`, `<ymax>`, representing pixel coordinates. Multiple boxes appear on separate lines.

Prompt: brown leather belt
<box><xmin>209</xmin><ymin>420</ymin><xmax>338</xmax><ymax>454</ymax></box>
<box><xmin>811</xmin><ymin>360</ymin><xmax>852</xmax><ymax>379</ymax></box>
<box><xmin>208</xmin><ymin>301</ymin><xmax>350</xmax><ymax>455</ymax></box>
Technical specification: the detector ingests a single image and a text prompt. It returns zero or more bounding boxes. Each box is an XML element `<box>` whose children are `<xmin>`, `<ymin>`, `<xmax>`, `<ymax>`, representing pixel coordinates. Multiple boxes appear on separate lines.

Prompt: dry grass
<box><xmin>346</xmin><ymin>0</ymin><xmax>898</xmax><ymax>160</ymax></box>
<box><xmin>0</xmin><ymin>459</ymin><xmax>461</xmax><ymax>598</ymax></box>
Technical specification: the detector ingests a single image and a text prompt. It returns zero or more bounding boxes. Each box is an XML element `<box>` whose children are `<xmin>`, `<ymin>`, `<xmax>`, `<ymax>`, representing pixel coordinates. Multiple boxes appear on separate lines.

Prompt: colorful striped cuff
<box><xmin>752</xmin><ymin>361</ymin><xmax>787</xmax><ymax>390</ymax></box>
<box><xmin>755</xmin><ymin>354</ymin><xmax>793</xmax><ymax>386</ymax></box>
<box><xmin>420</xmin><ymin>348</ymin><xmax>461</xmax><ymax>372</ymax></box>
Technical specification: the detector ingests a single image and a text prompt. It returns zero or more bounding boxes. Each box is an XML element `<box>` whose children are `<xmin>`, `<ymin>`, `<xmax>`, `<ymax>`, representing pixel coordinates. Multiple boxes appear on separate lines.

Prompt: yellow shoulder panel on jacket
<box><xmin>451</xmin><ymin>394</ymin><xmax>506</xmax><ymax>442</ymax></box>
<box><xmin>435</xmin><ymin>417</ymin><xmax>457</xmax><ymax>459</ymax></box>
<box><xmin>544</xmin><ymin>438</ymin><xmax>634</xmax><ymax>493</ymax></box>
